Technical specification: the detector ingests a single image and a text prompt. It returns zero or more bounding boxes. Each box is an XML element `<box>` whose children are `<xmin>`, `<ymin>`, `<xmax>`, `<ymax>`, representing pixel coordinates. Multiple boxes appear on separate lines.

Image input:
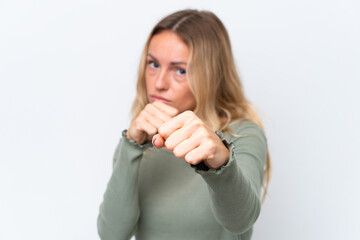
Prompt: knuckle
<box><xmin>158</xmin><ymin>126</ymin><xmax>166</xmax><ymax>137</ymax></box>
<box><xmin>184</xmin><ymin>155</ymin><xmax>191</xmax><ymax>163</ymax></box>
<box><xmin>192</xmin><ymin>120</ymin><xmax>203</xmax><ymax>129</ymax></box>
<box><xmin>198</xmin><ymin>128</ymin><xmax>209</xmax><ymax>139</ymax></box>
<box><xmin>145</xmin><ymin>104</ymin><xmax>152</xmax><ymax>111</ymax></box>
<box><xmin>153</xmin><ymin>101</ymin><xmax>162</xmax><ymax>109</ymax></box>
<box><xmin>164</xmin><ymin>140</ymin><xmax>174</xmax><ymax>151</ymax></box>
<box><xmin>208</xmin><ymin>141</ymin><xmax>216</xmax><ymax>152</ymax></box>
<box><xmin>173</xmin><ymin>148</ymin><xmax>182</xmax><ymax>158</ymax></box>
<box><xmin>184</xmin><ymin>110</ymin><xmax>193</xmax><ymax>116</ymax></box>
<box><xmin>148</xmin><ymin>128</ymin><xmax>157</xmax><ymax>136</ymax></box>
<box><xmin>172</xmin><ymin>108</ymin><xmax>179</xmax><ymax>116</ymax></box>
<box><xmin>185</xmin><ymin>155</ymin><xmax>195</xmax><ymax>165</ymax></box>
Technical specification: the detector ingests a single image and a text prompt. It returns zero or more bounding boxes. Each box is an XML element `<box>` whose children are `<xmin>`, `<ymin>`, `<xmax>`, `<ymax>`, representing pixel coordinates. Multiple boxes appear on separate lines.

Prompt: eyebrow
<box><xmin>147</xmin><ymin>53</ymin><xmax>187</xmax><ymax>66</ymax></box>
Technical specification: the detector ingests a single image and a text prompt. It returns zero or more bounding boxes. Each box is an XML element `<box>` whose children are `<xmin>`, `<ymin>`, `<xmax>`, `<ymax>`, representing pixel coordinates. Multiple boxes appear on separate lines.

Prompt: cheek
<box><xmin>145</xmin><ymin>73</ymin><xmax>154</xmax><ymax>91</ymax></box>
<box><xmin>174</xmin><ymin>85</ymin><xmax>196</xmax><ymax>109</ymax></box>
<box><xmin>184</xmin><ymin>84</ymin><xmax>195</xmax><ymax>101</ymax></box>
<box><xmin>186</xmin><ymin>92</ymin><xmax>196</xmax><ymax>108</ymax></box>
<box><xmin>184</xmin><ymin>84</ymin><xmax>196</xmax><ymax>108</ymax></box>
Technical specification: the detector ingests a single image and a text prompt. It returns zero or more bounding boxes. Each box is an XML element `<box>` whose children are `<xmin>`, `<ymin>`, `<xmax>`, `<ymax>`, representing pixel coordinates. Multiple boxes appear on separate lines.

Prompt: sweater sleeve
<box><xmin>97</xmin><ymin>130</ymin><xmax>152</xmax><ymax>240</ymax></box>
<box><xmin>194</xmin><ymin>121</ymin><xmax>267</xmax><ymax>234</ymax></box>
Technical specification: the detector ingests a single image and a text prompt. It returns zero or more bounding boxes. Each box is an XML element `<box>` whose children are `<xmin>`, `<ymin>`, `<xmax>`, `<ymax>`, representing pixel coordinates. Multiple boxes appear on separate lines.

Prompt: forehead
<box><xmin>148</xmin><ymin>31</ymin><xmax>189</xmax><ymax>62</ymax></box>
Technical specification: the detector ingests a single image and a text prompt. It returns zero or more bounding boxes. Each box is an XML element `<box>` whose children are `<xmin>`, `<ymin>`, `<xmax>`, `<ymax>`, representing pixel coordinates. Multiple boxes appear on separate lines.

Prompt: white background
<box><xmin>1</xmin><ymin>0</ymin><xmax>359</xmax><ymax>239</ymax></box>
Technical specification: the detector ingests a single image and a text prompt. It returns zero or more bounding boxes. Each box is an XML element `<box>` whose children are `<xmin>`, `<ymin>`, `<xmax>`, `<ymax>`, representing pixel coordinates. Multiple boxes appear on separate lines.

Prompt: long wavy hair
<box><xmin>131</xmin><ymin>9</ymin><xmax>271</xmax><ymax>202</ymax></box>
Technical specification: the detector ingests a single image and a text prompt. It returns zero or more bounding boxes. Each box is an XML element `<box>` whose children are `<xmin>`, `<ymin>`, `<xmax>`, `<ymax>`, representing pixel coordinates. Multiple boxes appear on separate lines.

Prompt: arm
<box><xmin>195</xmin><ymin>122</ymin><xmax>267</xmax><ymax>234</ymax></box>
<box><xmin>97</xmin><ymin>130</ymin><xmax>152</xmax><ymax>240</ymax></box>
<box><xmin>153</xmin><ymin>113</ymin><xmax>266</xmax><ymax>234</ymax></box>
<box><xmin>152</xmin><ymin>111</ymin><xmax>267</xmax><ymax>234</ymax></box>
<box><xmin>97</xmin><ymin>102</ymin><xmax>178</xmax><ymax>239</ymax></box>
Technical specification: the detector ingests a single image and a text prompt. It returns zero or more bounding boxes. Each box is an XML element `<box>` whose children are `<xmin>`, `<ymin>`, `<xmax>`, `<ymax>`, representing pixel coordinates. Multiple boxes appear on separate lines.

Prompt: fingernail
<box><xmin>152</xmin><ymin>137</ymin><xmax>156</xmax><ymax>145</ymax></box>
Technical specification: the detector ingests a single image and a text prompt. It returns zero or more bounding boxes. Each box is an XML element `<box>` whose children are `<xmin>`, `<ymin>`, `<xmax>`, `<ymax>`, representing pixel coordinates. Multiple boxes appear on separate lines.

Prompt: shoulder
<box><xmin>228</xmin><ymin>120</ymin><xmax>266</xmax><ymax>138</ymax></box>
<box><xmin>223</xmin><ymin>120</ymin><xmax>268</xmax><ymax>151</ymax></box>
<box><xmin>222</xmin><ymin>120</ymin><xmax>268</xmax><ymax>165</ymax></box>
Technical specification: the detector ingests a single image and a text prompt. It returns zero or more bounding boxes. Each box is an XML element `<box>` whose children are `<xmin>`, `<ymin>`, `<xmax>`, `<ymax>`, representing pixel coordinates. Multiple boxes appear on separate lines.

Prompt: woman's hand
<box><xmin>152</xmin><ymin>111</ymin><xmax>230</xmax><ymax>170</ymax></box>
<box><xmin>126</xmin><ymin>101</ymin><xmax>179</xmax><ymax>144</ymax></box>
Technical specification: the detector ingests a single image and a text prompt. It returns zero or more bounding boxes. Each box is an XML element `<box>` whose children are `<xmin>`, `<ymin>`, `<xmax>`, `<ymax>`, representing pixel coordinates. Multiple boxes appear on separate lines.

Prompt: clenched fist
<box><xmin>152</xmin><ymin>111</ymin><xmax>230</xmax><ymax>170</ymax></box>
<box><xmin>126</xmin><ymin>101</ymin><xmax>178</xmax><ymax>144</ymax></box>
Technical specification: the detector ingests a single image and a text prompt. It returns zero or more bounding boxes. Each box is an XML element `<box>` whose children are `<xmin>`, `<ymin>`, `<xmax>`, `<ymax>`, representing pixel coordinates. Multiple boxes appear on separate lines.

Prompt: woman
<box><xmin>97</xmin><ymin>9</ymin><xmax>271</xmax><ymax>240</ymax></box>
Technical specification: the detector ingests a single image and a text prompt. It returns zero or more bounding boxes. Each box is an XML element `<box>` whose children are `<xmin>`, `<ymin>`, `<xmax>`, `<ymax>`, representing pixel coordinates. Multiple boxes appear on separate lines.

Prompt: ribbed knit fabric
<box><xmin>97</xmin><ymin>120</ymin><xmax>267</xmax><ymax>240</ymax></box>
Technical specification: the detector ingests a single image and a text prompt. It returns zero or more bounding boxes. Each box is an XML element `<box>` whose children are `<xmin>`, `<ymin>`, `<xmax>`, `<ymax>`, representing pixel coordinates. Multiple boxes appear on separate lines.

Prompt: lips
<box><xmin>150</xmin><ymin>95</ymin><xmax>170</xmax><ymax>103</ymax></box>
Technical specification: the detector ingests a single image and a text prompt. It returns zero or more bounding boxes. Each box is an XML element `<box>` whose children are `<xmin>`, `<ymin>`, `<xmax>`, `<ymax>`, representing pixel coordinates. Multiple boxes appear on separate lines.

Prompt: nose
<box><xmin>154</xmin><ymin>69</ymin><xmax>169</xmax><ymax>91</ymax></box>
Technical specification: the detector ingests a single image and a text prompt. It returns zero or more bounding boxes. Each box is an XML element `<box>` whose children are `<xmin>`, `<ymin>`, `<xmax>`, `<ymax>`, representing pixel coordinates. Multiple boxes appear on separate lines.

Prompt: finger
<box><xmin>184</xmin><ymin>143</ymin><xmax>209</xmax><ymax>165</ymax></box>
<box><xmin>164</xmin><ymin>120</ymin><xmax>199</xmax><ymax>150</ymax></box>
<box><xmin>172</xmin><ymin>136</ymin><xmax>200</xmax><ymax>159</ymax></box>
<box><xmin>136</xmin><ymin>117</ymin><xmax>158</xmax><ymax>137</ymax></box>
<box><xmin>152</xmin><ymin>134</ymin><xmax>165</xmax><ymax>148</ymax></box>
<box><xmin>152</xmin><ymin>101</ymin><xmax>179</xmax><ymax>117</ymax></box>
<box><xmin>158</xmin><ymin>111</ymin><xmax>197</xmax><ymax>140</ymax></box>
<box><xmin>142</xmin><ymin>107</ymin><xmax>166</xmax><ymax>129</ymax></box>
<box><xmin>144</xmin><ymin>104</ymin><xmax>173</xmax><ymax>125</ymax></box>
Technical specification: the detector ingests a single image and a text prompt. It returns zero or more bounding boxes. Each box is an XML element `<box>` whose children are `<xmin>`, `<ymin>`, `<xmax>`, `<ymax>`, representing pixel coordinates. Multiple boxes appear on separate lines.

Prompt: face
<box><xmin>145</xmin><ymin>31</ymin><xmax>196</xmax><ymax>113</ymax></box>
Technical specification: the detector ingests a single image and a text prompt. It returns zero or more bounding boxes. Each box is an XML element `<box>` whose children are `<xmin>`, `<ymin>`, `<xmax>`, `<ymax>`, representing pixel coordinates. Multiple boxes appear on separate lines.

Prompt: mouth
<box><xmin>150</xmin><ymin>95</ymin><xmax>170</xmax><ymax>103</ymax></box>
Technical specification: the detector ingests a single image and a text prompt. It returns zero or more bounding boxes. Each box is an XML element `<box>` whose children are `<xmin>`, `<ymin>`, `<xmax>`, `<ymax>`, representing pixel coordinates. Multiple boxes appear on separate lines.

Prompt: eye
<box><xmin>176</xmin><ymin>68</ymin><xmax>186</xmax><ymax>75</ymax></box>
<box><xmin>148</xmin><ymin>61</ymin><xmax>159</xmax><ymax>68</ymax></box>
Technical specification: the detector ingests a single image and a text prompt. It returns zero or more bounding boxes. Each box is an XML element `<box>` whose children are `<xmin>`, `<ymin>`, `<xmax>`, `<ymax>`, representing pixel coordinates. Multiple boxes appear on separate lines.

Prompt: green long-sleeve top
<box><xmin>97</xmin><ymin>120</ymin><xmax>267</xmax><ymax>240</ymax></box>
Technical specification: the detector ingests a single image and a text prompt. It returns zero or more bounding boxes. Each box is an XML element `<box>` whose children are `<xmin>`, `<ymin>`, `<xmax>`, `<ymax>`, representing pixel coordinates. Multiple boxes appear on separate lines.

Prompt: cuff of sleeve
<box><xmin>192</xmin><ymin>130</ymin><xmax>234</xmax><ymax>175</ymax></box>
<box><xmin>122</xmin><ymin>129</ymin><xmax>153</xmax><ymax>150</ymax></box>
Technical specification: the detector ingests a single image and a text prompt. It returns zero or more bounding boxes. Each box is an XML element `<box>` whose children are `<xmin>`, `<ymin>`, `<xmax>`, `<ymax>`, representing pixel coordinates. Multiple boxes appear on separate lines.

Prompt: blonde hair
<box><xmin>131</xmin><ymin>9</ymin><xmax>271</xmax><ymax>202</ymax></box>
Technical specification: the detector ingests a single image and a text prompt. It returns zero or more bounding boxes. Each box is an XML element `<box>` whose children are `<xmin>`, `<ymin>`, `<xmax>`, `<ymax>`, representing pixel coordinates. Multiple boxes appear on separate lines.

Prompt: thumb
<box><xmin>152</xmin><ymin>134</ymin><xmax>165</xmax><ymax>148</ymax></box>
